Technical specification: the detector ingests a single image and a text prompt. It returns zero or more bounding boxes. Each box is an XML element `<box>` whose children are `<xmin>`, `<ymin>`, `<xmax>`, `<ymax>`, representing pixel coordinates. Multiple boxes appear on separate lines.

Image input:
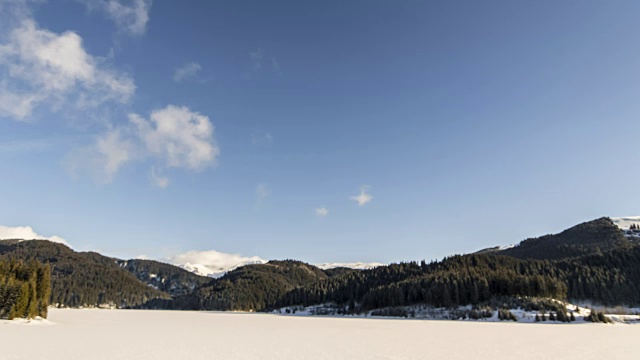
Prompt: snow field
<box><xmin>1</xmin><ymin>309</ymin><xmax>639</xmax><ymax>360</ymax></box>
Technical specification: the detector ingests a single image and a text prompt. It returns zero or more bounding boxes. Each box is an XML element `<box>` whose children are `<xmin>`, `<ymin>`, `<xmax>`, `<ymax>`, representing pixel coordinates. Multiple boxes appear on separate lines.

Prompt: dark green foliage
<box><xmin>4</xmin><ymin>216</ymin><xmax>640</xmax><ymax>315</ymax></box>
<box><xmin>585</xmin><ymin>310</ymin><xmax>612</xmax><ymax>323</ymax></box>
<box><xmin>469</xmin><ymin>308</ymin><xmax>493</xmax><ymax>320</ymax></box>
<box><xmin>0</xmin><ymin>240</ymin><xmax>170</xmax><ymax>308</ymax></box>
<box><xmin>498</xmin><ymin>309</ymin><xmax>517</xmax><ymax>321</ymax></box>
<box><xmin>0</xmin><ymin>258</ymin><xmax>50</xmax><ymax>319</ymax></box>
<box><xmin>116</xmin><ymin>259</ymin><xmax>210</xmax><ymax>297</ymax></box>
<box><xmin>171</xmin><ymin>260</ymin><xmax>329</xmax><ymax>311</ymax></box>
<box><xmin>501</xmin><ymin>217</ymin><xmax>631</xmax><ymax>260</ymax></box>
<box><xmin>323</xmin><ymin>267</ymin><xmax>359</xmax><ymax>278</ymax></box>
<box><xmin>277</xmin><ymin>254</ymin><xmax>568</xmax><ymax>311</ymax></box>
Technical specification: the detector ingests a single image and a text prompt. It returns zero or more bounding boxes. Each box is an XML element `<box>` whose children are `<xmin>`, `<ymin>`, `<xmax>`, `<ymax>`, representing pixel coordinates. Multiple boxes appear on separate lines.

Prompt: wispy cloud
<box><xmin>350</xmin><ymin>185</ymin><xmax>373</xmax><ymax>206</ymax></box>
<box><xmin>67</xmin><ymin>128</ymin><xmax>134</xmax><ymax>184</ymax></box>
<box><xmin>80</xmin><ymin>0</ymin><xmax>152</xmax><ymax>36</ymax></box>
<box><xmin>248</xmin><ymin>48</ymin><xmax>282</xmax><ymax>77</ymax></box>
<box><xmin>251</xmin><ymin>132</ymin><xmax>273</xmax><ymax>146</ymax></box>
<box><xmin>249</xmin><ymin>47</ymin><xmax>265</xmax><ymax>71</ymax></box>
<box><xmin>315</xmin><ymin>207</ymin><xmax>329</xmax><ymax>217</ymax></box>
<box><xmin>70</xmin><ymin>105</ymin><xmax>219</xmax><ymax>185</ymax></box>
<box><xmin>173</xmin><ymin>62</ymin><xmax>202</xmax><ymax>82</ymax></box>
<box><xmin>271</xmin><ymin>57</ymin><xmax>282</xmax><ymax>76</ymax></box>
<box><xmin>256</xmin><ymin>183</ymin><xmax>269</xmax><ymax>202</ymax></box>
<box><xmin>150</xmin><ymin>166</ymin><xmax>169</xmax><ymax>188</ymax></box>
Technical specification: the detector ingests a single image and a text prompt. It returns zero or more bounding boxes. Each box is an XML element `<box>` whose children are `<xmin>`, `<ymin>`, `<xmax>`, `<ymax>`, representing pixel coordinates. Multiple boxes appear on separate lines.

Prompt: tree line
<box><xmin>0</xmin><ymin>258</ymin><xmax>50</xmax><ymax>319</ymax></box>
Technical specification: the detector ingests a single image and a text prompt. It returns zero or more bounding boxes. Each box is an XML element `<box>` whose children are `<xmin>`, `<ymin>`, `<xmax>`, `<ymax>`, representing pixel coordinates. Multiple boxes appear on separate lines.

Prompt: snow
<box><xmin>179</xmin><ymin>260</ymin><xmax>266</xmax><ymax>278</ymax></box>
<box><xmin>611</xmin><ymin>216</ymin><xmax>640</xmax><ymax>230</ymax></box>
<box><xmin>180</xmin><ymin>260</ymin><xmax>385</xmax><ymax>277</ymax></box>
<box><xmin>274</xmin><ymin>301</ymin><xmax>621</xmax><ymax>324</ymax></box>
<box><xmin>609</xmin><ymin>217</ymin><xmax>640</xmax><ymax>240</ymax></box>
<box><xmin>2</xmin><ymin>309</ymin><xmax>639</xmax><ymax>359</ymax></box>
<box><xmin>316</xmin><ymin>262</ymin><xmax>385</xmax><ymax>270</ymax></box>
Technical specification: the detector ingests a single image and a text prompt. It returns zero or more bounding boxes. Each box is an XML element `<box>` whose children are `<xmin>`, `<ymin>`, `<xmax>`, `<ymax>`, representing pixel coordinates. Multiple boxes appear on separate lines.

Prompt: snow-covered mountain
<box><xmin>316</xmin><ymin>262</ymin><xmax>385</xmax><ymax>270</ymax></box>
<box><xmin>166</xmin><ymin>250</ymin><xmax>267</xmax><ymax>278</ymax></box>
<box><xmin>178</xmin><ymin>261</ymin><xmax>385</xmax><ymax>277</ymax></box>
<box><xmin>611</xmin><ymin>216</ymin><xmax>640</xmax><ymax>239</ymax></box>
<box><xmin>611</xmin><ymin>216</ymin><xmax>640</xmax><ymax>230</ymax></box>
<box><xmin>179</xmin><ymin>260</ymin><xmax>267</xmax><ymax>278</ymax></box>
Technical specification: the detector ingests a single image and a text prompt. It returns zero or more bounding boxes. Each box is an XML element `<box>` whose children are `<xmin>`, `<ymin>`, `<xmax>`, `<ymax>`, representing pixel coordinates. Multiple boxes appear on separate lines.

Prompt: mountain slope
<box><xmin>168</xmin><ymin>260</ymin><xmax>329</xmax><ymax>311</ymax></box>
<box><xmin>498</xmin><ymin>217</ymin><xmax>633</xmax><ymax>260</ymax></box>
<box><xmin>0</xmin><ymin>240</ymin><xmax>171</xmax><ymax>307</ymax></box>
<box><xmin>116</xmin><ymin>259</ymin><xmax>210</xmax><ymax>297</ymax></box>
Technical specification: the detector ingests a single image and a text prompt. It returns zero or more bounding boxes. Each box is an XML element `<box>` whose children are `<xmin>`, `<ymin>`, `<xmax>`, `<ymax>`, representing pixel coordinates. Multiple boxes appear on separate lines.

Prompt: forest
<box><xmin>0</xmin><ymin>258</ymin><xmax>50</xmax><ymax>319</ymax></box>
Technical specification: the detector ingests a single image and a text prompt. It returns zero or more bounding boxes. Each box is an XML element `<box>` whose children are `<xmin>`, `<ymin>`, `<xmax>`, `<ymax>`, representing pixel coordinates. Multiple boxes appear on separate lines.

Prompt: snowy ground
<box><xmin>2</xmin><ymin>309</ymin><xmax>639</xmax><ymax>360</ymax></box>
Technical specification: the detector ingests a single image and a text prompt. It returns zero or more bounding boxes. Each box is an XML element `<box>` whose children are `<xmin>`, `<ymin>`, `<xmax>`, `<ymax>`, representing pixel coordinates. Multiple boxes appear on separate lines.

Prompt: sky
<box><xmin>2</xmin><ymin>0</ymin><xmax>640</xmax><ymax>268</ymax></box>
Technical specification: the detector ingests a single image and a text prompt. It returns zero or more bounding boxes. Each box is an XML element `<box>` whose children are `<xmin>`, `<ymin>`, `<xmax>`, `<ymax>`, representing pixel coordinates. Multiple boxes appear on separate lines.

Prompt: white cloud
<box><xmin>315</xmin><ymin>207</ymin><xmax>329</xmax><ymax>217</ymax></box>
<box><xmin>130</xmin><ymin>105</ymin><xmax>219</xmax><ymax>170</ymax></box>
<box><xmin>81</xmin><ymin>0</ymin><xmax>152</xmax><ymax>36</ymax></box>
<box><xmin>0</xmin><ymin>18</ymin><xmax>135</xmax><ymax>120</ymax></box>
<box><xmin>350</xmin><ymin>185</ymin><xmax>373</xmax><ymax>206</ymax></box>
<box><xmin>150</xmin><ymin>166</ymin><xmax>169</xmax><ymax>188</ymax></box>
<box><xmin>256</xmin><ymin>183</ymin><xmax>269</xmax><ymax>201</ymax></box>
<box><xmin>69</xmin><ymin>105</ymin><xmax>217</xmax><ymax>185</ymax></box>
<box><xmin>173</xmin><ymin>62</ymin><xmax>201</xmax><ymax>82</ymax></box>
<box><xmin>166</xmin><ymin>250</ymin><xmax>266</xmax><ymax>278</ymax></box>
<box><xmin>0</xmin><ymin>225</ymin><xmax>71</xmax><ymax>247</ymax></box>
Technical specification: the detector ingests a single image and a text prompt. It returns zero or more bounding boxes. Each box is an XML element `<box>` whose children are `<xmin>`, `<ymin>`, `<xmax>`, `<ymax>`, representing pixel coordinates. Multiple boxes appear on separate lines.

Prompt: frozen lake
<box><xmin>1</xmin><ymin>309</ymin><xmax>637</xmax><ymax>359</ymax></box>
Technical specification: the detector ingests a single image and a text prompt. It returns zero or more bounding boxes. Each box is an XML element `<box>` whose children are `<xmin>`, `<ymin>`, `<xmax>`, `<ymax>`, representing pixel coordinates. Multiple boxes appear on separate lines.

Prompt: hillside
<box><xmin>166</xmin><ymin>260</ymin><xmax>330</xmax><ymax>311</ymax></box>
<box><xmin>0</xmin><ymin>240</ymin><xmax>171</xmax><ymax>308</ymax></box>
<box><xmin>116</xmin><ymin>259</ymin><xmax>210</xmax><ymax>297</ymax></box>
<box><xmin>4</xmin><ymin>216</ymin><xmax>640</xmax><ymax>312</ymax></box>
<box><xmin>496</xmin><ymin>217</ymin><xmax>633</xmax><ymax>260</ymax></box>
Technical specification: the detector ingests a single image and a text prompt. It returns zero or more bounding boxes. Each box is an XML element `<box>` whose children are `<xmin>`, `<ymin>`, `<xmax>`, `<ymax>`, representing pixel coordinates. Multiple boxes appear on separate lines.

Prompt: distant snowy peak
<box><xmin>612</xmin><ymin>216</ymin><xmax>640</xmax><ymax>240</ymax></box>
<box><xmin>179</xmin><ymin>260</ymin><xmax>267</xmax><ymax>278</ymax></box>
<box><xmin>611</xmin><ymin>216</ymin><xmax>640</xmax><ymax>230</ymax></box>
<box><xmin>179</xmin><ymin>261</ymin><xmax>384</xmax><ymax>277</ymax></box>
<box><xmin>316</xmin><ymin>262</ymin><xmax>385</xmax><ymax>270</ymax></box>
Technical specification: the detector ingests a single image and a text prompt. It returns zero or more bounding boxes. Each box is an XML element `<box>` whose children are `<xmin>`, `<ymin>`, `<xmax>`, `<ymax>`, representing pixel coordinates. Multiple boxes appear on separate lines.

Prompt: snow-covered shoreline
<box><xmin>2</xmin><ymin>309</ymin><xmax>638</xmax><ymax>360</ymax></box>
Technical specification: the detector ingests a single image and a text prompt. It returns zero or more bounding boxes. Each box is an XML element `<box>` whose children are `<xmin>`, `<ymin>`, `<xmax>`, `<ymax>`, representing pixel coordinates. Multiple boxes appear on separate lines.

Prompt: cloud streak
<box><xmin>173</xmin><ymin>62</ymin><xmax>202</xmax><ymax>82</ymax></box>
<box><xmin>315</xmin><ymin>207</ymin><xmax>329</xmax><ymax>217</ymax></box>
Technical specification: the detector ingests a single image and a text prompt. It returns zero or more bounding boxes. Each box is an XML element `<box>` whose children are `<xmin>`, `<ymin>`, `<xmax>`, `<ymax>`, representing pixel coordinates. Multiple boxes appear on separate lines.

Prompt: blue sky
<box><xmin>1</xmin><ymin>0</ymin><xmax>640</xmax><ymax>266</ymax></box>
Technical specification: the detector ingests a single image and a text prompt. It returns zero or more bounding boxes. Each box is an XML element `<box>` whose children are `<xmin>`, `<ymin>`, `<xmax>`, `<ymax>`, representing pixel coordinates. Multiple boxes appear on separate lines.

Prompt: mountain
<box><xmin>163</xmin><ymin>260</ymin><xmax>330</xmax><ymax>311</ymax></box>
<box><xmin>5</xmin><ymin>215</ymin><xmax>640</xmax><ymax>313</ymax></box>
<box><xmin>175</xmin><ymin>260</ymin><xmax>380</xmax><ymax>278</ymax></box>
<box><xmin>177</xmin><ymin>259</ymin><xmax>267</xmax><ymax>278</ymax></box>
<box><xmin>611</xmin><ymin>216</ymin><xmax>640</xmax><ymax>240</ymax></box>
<box><xmin>489</xmin><ymin>217</ymin><xmax>633</xmax><ymax>260</ymax></box>
<box><xmin>0</xmin><ymin>240</ymin><xmax>172</xmax><ymax>308</ymax></box>
<box><xmin>116</xmin><ymin>259</ymin><xmax>210</xmax><ymax>297</ymax></box>
<box><xmin>316</xmin><ymin>262</ymin><xmax>385</xmax><ymax>270</ymax></box>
